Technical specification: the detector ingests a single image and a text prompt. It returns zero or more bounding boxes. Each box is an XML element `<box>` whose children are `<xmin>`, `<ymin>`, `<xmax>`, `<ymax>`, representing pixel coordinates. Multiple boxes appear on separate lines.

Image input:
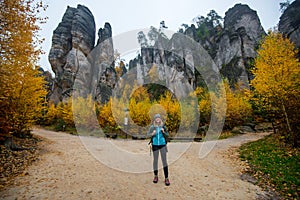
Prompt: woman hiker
<box><xmin>147</xmin><ymin>114</ymin><xmax>170</xmax><ymax>186</ymax></box>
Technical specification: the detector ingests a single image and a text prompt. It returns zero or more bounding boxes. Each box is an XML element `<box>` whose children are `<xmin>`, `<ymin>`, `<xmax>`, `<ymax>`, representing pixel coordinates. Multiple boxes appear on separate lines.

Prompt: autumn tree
<box><xmin>46</xmin><ymin>98</ymin><xmax>74</xmax><ymax>131</ymax></box>
<box><xmin>0</xmin><ymin>0</ymin><xmax>47</xmax><ymax>144</ymax></box>
<box><xmin>97</xmin><ymin>97</ymin><xmax>118</xmax><ymax>133</ymax></box>
<box><xmin>251</xmin><ymin>31</ymin><xmax>300</xmax><ymax>146</ymax></box>
<box><xmin>195</xmin><ymin>81</ymin><xmax>252</xmax><ymax>132</ymax></box>
<box><xmin>73</xmin><ymin>95</ymin><xmax>98</xmax><ymax>131</ymax></box>
<box><xmin>129</xmin><ymin>86</ymin><xmax>152</xmax><ymax>127</ymax></box>
<box><xmin>44</xmin><ymin>101</ymin><xmax>68</xmax><ymax>131</ymax></box>
<box><xmin>180</xmin><ymin>94</ymin><xmax>199</xmax><ymax>135</ymax></box>
<box><xmin>158</xmin><ymin>91</ymin><xmax>181</xmax><ymax>134</ymax></box>
<box><xmin>222</xmin><ymin>81</ymin><xmax>252</xmax><ymax>129</ymax></box>
<box><xmin>194</xmin><ymin>87</ymin><xmax>211</xmax><ymax>125</ymax></box>
<box><xmin>44</xmin><ymin>102</ymin><xmax>59</xmax><ymax>126</ymax></box>
<box><xmin>61</xmin><ymin>98</ymin><xmax>75</xmax><ymax>128</ymax></box>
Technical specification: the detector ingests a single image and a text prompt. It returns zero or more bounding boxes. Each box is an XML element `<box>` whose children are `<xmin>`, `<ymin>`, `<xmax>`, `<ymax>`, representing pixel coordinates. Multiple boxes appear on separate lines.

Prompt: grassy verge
<box><xmin>239</xmin><ymin>134</ymin><xmax>300</xmax><ymax>199</ymax></box>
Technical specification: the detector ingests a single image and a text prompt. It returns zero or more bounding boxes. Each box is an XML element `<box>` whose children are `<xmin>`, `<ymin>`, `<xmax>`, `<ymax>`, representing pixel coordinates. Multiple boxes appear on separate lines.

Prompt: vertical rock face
<box><xmin>279</xmin><ymin>0</ymin><xmax>300</xmax><ymax>50</ymax></box>
<box><xmin>48</xmin><ymin>5</ymin><xmax>116</xmax><ymax>104</ymax></box>
<box><xmin>92</xmin><ymin>22</ymin><xmax>116</xmax><ymax>104</ymax></box>
<box><xmin>129</xmin><ymin>3</ymin><xmax>266</xmax><ymax>92</ymax></box>
<box><xmin>215</xmin><ymin>4</ymin><xmax>265</xmax><ymax>87</ymax></box>
<box><xmin>128</xmin><ymin>33</ymin><xmax>219</xmax><ymax>98</ymax></box>
<box><xmin>48</xmin><ymin>3</ymin><xmax>277</xmax><ymax>104</ymax></box>
<box><xmin>97</xmin><ymin>22</ymin><xmax>112</xmax><ymax>45</ymax></box>
<box><xmin>49</xmin><ymin>5</ymin><xmax>96</xmax><ymax>103</ymax></box>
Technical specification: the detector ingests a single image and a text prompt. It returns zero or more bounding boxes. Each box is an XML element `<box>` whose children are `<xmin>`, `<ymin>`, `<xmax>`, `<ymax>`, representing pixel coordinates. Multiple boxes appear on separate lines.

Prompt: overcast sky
<box><xmin>39</xmin><ymin>0</ymin><xmax>286</xmax><ymax>74</ymax></box>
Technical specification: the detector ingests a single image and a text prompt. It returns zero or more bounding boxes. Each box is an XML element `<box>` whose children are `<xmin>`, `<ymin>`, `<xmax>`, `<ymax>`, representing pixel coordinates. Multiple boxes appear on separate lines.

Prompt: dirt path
<box><xmin>0</xmin><ymin>128</ymin><xmax>272</xmax><ymax>200</ymax></box>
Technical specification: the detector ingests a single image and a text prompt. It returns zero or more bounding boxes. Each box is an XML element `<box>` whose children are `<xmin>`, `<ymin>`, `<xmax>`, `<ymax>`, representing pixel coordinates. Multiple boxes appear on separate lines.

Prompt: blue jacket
<box><xmin>148</xmin><ymin>125</ymin><xmax>168</xmax><ymax>146</ymax></box>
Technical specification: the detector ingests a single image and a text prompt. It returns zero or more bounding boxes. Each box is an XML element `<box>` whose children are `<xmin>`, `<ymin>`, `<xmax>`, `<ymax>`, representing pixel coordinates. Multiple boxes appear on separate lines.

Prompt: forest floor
<box><xmin>0</xmin><ymin>128</ymin><xmax>281</xmax><ymax>200</ymax></box>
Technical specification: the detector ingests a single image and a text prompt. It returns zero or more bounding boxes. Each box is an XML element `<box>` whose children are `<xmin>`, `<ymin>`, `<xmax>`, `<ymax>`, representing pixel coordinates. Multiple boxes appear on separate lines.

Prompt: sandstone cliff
<box><xmin>49</xmin><ymin>5</ymin><xmax>95</xmax><ymax>103</ymax></box>
<box><xmin>128</xmin><ymin>33</ymin><xmax>217</xmax><ymax>98</ymax></box>
<box><xmin>48</xmin><ymin>3</ymin><xmax>281</xmax><ymax>104</ymax></box>
<box><xmin>129</xmin><ymin>4</ymin><xmax>266</xmax><ymax>90</ymax></box>
<box><xmin>48</xmin><ymin>5</ymin><xmax>116</xmax><ymax>104</ymax></box>
<box><xmin>215</xmin><ymin>4</ymin><xmax>265</xmax><ymax>87</ymax></box>
<box><xmin>279</xmin><ymin>0</ymin><xmax>300</xmax><ymax>50</ymax></box>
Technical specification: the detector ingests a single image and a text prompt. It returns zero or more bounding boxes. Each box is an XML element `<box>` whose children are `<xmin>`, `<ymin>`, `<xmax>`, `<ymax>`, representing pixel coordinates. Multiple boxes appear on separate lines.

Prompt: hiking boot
<box><xmin>165</xmin><ymin>178</ymin><xmax>170</xmax><ymax>186</ymax></box>
<box><xmin>153</xmin><ymin>176</ymin><xmax>158</xmax><ymax>183</ymax></box>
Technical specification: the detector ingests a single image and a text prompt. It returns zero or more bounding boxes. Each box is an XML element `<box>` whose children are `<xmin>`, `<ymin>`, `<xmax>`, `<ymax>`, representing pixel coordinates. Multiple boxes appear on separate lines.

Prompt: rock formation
<box><xmin>127</xmin><ymin>30</ymin><xmax>222</xmax><ymax>98</ymax></box>
<box><xmin>279</xmin><ymin>0</ymin><xmax>300</xmax><ymax>50</ymax></box>
<box><xmin>91</xmin><ymin>22</ymin><xmax>116</xmax><ymax>103</ymax></box>
<box><xmin>128</xmin><ymin>4</ymin><xmax>265</xmax><ymax>91</ymax></box>
<box><xmin>131</xmin><ymin>36</ymin><xmax>197</xmax><ymax>98</ymax></box>
<box><xmin>48</xmin><ymin>5</ymin><xmax>116</xmax><ymax>104</ymax></box>
<box><xmin>215</xmin><ymin>4</ymin><xmax>265</xmax><ymax>87</ymax></box>
<box><xmin>48</xmin><ymin>3</ymin><xmax>272</xmax><ymax>104</ymax></box>
<box><xmin>49</xmin><ymin>5</ymin><xmax>95</xmax><ymax>103</ymax></box>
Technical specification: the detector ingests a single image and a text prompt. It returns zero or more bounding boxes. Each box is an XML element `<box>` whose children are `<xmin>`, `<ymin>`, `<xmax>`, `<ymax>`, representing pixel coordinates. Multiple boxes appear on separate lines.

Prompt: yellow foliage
<box><xmin>194</xmin><ymin>87</ymin><xmax>206</xmax><ymax>98</ymax></box>
<box><xmin>0</xmin><ymin>0</ymin><xmax>47</xmax><ymax>136</ymax></box>
<box><xmin>45</xmin><ymin>102</ymin><xmax>58</xmax><ymax>124</ymax></box>
<box><xmin>0</xmin><ymin>66</ymin><xmax>47</xmax><ymax>135</ymax></box>
<box><xmin>196</xmin><ymin>87</ymin><xmax>212</xmax><ymax>124</ymax></box>
<box><xmin>129</xmin><ymin>98</ymin><xmax>152</xmax><ymax>127</ymax></box>
<box><xmin>158</xmin><ymin>92</ymin><xmax>181</xmax><ymax>133</ymax></box>
<box><xmin>127</xmin><ymin>85</ymin><xmax>152</xmax><ymax>130</ymax></box>
<box><xmin>72</xmin><ymin>95</ymin><xmax>98</xmax><ymax>130</ymax></box>
<box><xmin>115</xmin><ymin>60</ymin><xmax>125</xmax><ymax>79</ymax></box>
<box><xmin>44</xmin><ymin>98</ymin><xmax>74</xmax><ymax>128</ymax></box>
<box><xmin>210</xmin><ymin>89</ymin><xmax>227</xmax><ymax>124</ymax></box>
<box><xmin>97</xmin><ymin>97</ymin><xmax>119</xmax><ymax>132</ymax></box>
<box><xmin>180</xmin><ymin>97</ymin><xmax>198</xmax><ymax>133</ymax></box>
<box><xmin>251</xmin><ymin>31</ymin><xmax>300</xmax><ymax>103</ymax></box>
<box><xmin>223</xmin><ymin>81</ymin><xmax>252</xmax><ymax>129</ymax></box>
<box><xmin>111</xmin><ymin>97</ymin><xmax>130</xmax><ymax>129</ymax></box>
<box><xmin>61</xmin><ymin>98</ymin><xmax>74</xmax><ymax>127</ymax></box>
<box><xmin>251</xmin><ymin>31</ymin><xmax>300</xmax><ymax>146</ymax></box>
<box><xmin>130</xmin><ymin>86</ymin><xmax>150</xmax><ymax>102</ymax></box>
<box><xmin>196</xmin><ymin>82</ymin><xmax>252</xmax><ymax>130</ymax></box>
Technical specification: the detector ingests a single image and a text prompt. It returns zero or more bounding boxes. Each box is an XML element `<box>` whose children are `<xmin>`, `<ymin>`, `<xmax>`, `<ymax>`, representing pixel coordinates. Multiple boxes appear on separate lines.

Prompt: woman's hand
<box><xmin>152</xmin><ymin>130</ymin><xmax>156</xmax><ymax>136</ymax></box>
<box><xmin>161</xmin><ymin>128</ymin><xmax>165</xmax><ymax>133</ymax></box>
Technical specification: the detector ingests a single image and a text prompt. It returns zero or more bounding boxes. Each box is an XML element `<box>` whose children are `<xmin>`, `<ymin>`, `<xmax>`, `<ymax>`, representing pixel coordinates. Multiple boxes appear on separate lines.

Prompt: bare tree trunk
<box><xmin>281</xmin><ymin>102</ymin><xmax>292</xmax><ymax>132</ymax></box>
